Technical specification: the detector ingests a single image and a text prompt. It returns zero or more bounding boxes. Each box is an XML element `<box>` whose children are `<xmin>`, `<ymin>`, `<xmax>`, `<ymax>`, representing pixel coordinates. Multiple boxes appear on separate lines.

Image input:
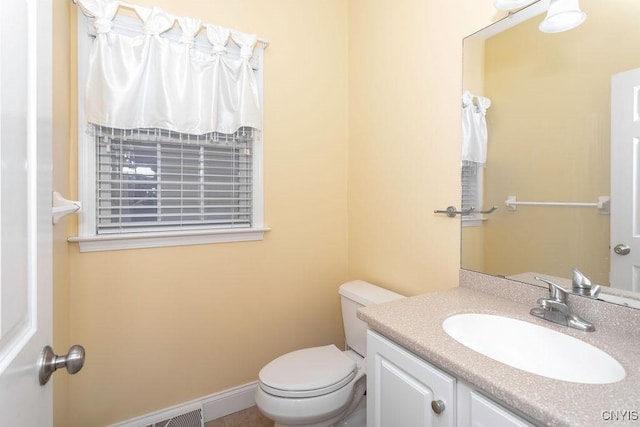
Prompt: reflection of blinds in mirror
<box><xmin>461</xmin><ymin>164</ymin><xmax>482</xmax><ymax>221</ymax></box>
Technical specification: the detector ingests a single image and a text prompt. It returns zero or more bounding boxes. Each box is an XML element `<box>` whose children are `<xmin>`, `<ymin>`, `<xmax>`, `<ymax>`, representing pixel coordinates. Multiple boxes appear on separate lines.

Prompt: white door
<box><xmin>611</xmin><ymin>68</ymin><xmax>640</xmax><ymax>292</ymax></box>
<box><xmin>0</xmin><ymin>0</ymin><xmax>54</xmax><ymax>424</ymax></box>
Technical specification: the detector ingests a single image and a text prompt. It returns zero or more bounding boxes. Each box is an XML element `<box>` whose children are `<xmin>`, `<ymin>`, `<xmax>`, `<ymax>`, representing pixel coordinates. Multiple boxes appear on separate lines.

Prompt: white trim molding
<box><xmin>69</xmin><ymin>227</ymin><xmax>270</xmax><ymax>252</ymax></box>
<box><xmin>108</xmin><ymin>402</ymin><xmax>203</xmax><ymax>427</ymax></box>
<box><xmin>108</xmin><ymin>381</ymin><xmax>259</xmax><ymax>427</ymax></box>
<box><xmin>202</xmin><ymin>381</ymin><xmax>260</xmax><ymax>421</ymax></box>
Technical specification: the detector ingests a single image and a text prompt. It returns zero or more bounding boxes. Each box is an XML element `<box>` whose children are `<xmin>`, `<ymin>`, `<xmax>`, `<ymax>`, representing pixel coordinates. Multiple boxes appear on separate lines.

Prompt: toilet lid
<box><xmin>258</xmin><ymin>344</ymin><xmax>357</xmax><ymax>398</ymax></box>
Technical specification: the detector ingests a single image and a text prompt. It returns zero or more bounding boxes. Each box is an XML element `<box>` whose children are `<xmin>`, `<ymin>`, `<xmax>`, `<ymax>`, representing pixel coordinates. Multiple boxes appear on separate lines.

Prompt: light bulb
<box><xmin>539</xmin><ymin>0</ymin><xmax>586</xmax><ymax>33</ymax></box>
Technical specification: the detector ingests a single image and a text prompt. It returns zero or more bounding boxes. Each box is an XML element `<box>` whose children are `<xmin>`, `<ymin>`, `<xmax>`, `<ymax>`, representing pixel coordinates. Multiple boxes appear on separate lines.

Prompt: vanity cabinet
<box><xmin>367</xmin><ymin>330</ymin><xmax>534</xmax><ymax>427</ymax></box>
<box><xmin>457</xmin><ymin>382</ymin><xmax>534</xmax><ymax>427</ymax></box>
<box><xmin>367</xmin><ymin>330</ymin><xmax>455</xmax><ymax>427</ymax></box>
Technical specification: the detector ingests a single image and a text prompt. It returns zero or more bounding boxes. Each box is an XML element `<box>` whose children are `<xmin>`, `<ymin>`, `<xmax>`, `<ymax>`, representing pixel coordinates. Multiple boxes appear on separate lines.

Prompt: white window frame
<box><xmin>461</xmin><ymin>164</ymin><xmax>485</xmax><ymax>228</ymax></box>
<box><xmin>69</xmin><ymin>12</ymin><xmax>268</xmax><ymax>252</ymax></box>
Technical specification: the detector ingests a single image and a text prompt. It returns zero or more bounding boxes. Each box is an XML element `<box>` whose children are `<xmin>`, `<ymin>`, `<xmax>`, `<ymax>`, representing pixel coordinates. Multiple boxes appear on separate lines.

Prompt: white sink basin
<box><xmin>442</xmin><ymin>313</ymin><xmax>625</xmax><ymax>384</ymax></box>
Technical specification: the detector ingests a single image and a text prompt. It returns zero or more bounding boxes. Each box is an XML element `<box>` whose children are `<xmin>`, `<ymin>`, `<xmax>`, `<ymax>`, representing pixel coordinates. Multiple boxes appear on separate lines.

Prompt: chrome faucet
<box><xmin>530</xmin><ymin>276</ymin><xmax>595</xmax><ymax>332</ymax></box>
<box><xmin>571</xmin><ymin>268</ymin><xmax>601</xmax><ymax>298</ymax></box>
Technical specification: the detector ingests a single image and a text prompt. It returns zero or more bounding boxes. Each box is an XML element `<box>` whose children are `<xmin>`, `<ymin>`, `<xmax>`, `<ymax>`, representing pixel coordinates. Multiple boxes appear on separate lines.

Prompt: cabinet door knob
<box><xmin>431</xmin><ymin>399</ymin><xmax>445</xmax><ymax>414</ymax></box>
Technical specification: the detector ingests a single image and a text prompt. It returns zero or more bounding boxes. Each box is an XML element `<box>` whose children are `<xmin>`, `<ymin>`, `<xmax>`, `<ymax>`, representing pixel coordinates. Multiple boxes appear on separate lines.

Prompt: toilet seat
<box><xmin>258</xmin><ymin>345</ymin><xmax>357</xmax><ymax>398</ymax></box>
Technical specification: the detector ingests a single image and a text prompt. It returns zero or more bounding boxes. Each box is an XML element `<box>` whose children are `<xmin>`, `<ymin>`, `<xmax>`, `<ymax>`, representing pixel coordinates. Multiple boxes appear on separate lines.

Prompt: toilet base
<box><xmin>272</xmin><ymin>394</ymin><xmax>365</xmax><ymax>427</ymax></box>
<box><xmin>334</xmin><ymin>396</ymin><xmax>366</xmax><ymax>427</ymax></box>
<box><xmin>264</xmin><ymin>376</ymin><xmax>366</xmax><ymax>427</ymax></box>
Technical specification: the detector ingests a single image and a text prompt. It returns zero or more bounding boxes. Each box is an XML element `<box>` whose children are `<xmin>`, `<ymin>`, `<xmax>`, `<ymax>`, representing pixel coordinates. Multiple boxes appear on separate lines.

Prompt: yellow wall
<box><xmin>347</xmin><ymin>0</ymin><xmax>502</xmax><ymax>295</ymax></box>
<box><xmin>66</xmin><ymin>1</ymin><xmax>349</xmax><ymax>425</ymax></box>
<box><xmin>54</xmin><ymin>1</ymin><xmax>506</xmax><ymax>426</ymax></box>
<box><xmin>52</xmin><ymin>0</ymin><xmax>71</xmax><ymax>425</ymax></box>
<box><xmin>461</xmin><ymin>226</ymin><xmax>486</xmax><ymax>273</ymax></box>
<box><xmin>463</xmin><ymin>36</ymin><xmax>486</xmax><ymax>96</ymax></box>
<box><xmin>479</xmin><ymin>0</ymin><xmax>640</xmax><ymax>284</ymax></box>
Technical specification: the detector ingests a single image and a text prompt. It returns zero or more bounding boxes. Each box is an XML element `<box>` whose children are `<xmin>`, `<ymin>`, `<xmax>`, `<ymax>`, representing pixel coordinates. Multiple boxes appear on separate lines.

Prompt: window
<box><xmin>94</xmin><ymin>126</ymin><xmax>254</xmax><ymax>234</ymax></box>
<box><xmin>461</xmin><ymin>163</ymin><xmax>484</xmax><ymax>227</ymax></box>
<box><xmin>70</xmin><ymin>8</ymin><xmax>267</xmax><ymax>252</ymax></box>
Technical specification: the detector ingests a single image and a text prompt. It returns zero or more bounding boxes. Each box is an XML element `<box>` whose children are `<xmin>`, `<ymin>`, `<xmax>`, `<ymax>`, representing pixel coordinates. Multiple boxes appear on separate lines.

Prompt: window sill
<box><xmin>462</xmin><ymin>217</ymin><xmax>488</xmax><ymax>228</ymax></box>
<box><xmin>68</xmin><ymin>227</ymin><xmax>271</xmax><ymax>252</ymax></box>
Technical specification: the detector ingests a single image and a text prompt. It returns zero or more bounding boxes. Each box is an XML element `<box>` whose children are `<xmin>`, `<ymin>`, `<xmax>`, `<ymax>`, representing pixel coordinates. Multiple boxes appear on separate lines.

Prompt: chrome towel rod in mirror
<box><xmin>434</xmin><ymin>206</ymin><xmax>498</xmax><ymax>218</ymax></box>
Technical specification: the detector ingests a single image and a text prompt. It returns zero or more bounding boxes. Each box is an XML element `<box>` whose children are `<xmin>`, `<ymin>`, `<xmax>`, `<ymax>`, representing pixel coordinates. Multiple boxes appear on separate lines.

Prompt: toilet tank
<box><xmin>339</xmin><ymin>280</ymin><xmax>404</xmax><ymax>357</ymax></box>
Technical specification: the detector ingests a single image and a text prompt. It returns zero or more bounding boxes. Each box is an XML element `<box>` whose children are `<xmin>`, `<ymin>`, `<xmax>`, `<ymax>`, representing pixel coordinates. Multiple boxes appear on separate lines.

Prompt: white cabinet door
<box><xmin>367</xmin><ymin>330</ymin><xmax>455</xmax><ymax>427</ymax></box>
<box><xmin>468</xmin><ymin>391</ymin><xmax>533</xmax><ymax>427</ymax></box>
<box><xmin>457</xmin><ymin>382</ymin><xmax>534</xmax><ymax>427</ymax></box>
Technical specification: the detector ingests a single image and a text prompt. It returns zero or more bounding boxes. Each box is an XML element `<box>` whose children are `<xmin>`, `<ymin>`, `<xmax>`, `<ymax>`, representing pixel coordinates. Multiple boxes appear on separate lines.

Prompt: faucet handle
<box><xmin>534</xmin><ymin>276</ymin><xmax>568</xmax><ymax>303</ymax></box>
<box><xmin>571</xmin><ymin>268</ymin><xmax>601</xmax><ymax>298</ymax></box>
<box><xmin>572</xmin><ymin>268</ymin><xmax>591</xmax><ymax>289</ymax></box>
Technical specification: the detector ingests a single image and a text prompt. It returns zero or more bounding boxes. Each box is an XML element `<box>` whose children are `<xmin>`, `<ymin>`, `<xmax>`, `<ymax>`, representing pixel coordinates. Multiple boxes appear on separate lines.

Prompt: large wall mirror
<box><xmin>461</xmin><ymin>0</ymin><xmax>640</xmax><ymax>306</ymax></box>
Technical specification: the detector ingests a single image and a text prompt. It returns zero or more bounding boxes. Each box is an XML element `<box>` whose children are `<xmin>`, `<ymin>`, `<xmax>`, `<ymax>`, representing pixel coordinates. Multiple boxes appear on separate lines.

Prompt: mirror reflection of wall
<box><xmin>461</xmin><ymin>0</ymin><xmax>640</xmax><ymax>288</ymax></box>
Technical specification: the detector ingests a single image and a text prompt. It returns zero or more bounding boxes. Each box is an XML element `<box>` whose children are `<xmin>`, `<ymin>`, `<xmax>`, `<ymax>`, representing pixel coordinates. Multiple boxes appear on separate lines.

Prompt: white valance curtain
<box><xmin>76</xmin><ymin>0</ymin><xmax>263</xmax><ymax>135</ymax></box>
<box><xmin>461</xmin><ymin>90</ymin><xmax>491</xmax><ymax>166</ymax></box>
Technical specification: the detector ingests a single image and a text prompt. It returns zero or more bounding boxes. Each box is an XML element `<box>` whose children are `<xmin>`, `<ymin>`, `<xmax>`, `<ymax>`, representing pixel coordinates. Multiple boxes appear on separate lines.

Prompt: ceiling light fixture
<box><xmin>539</xmin><ymin>0</ymin><xmax>586</xmax><ymax>33</ymax></box>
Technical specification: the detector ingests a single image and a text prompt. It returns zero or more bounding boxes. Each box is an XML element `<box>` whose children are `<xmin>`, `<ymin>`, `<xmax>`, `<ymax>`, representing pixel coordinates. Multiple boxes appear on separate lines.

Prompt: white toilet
<box><xmin>255</xmin><ymin>280</ymin><xmax>404</xmax><ymax>427</ymax></box>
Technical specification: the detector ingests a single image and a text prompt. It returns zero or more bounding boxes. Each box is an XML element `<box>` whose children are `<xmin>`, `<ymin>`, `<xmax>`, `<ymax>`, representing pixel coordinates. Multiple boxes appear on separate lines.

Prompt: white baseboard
<box><xmin>202</xmin><ymin>381</ymin><xmax>258</xmax><ymax>421</ymax></box>
<box><xmin>108</xmin><ymin>381</ymin><xmax>259</xmax><ymax>426</ymax></box>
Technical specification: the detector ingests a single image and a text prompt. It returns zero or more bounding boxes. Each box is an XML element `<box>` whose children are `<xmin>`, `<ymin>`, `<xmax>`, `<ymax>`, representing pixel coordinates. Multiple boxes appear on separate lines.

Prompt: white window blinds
<box><xmin>461</xmin><ymin>163</ymin><xmax>482</xmax><ymax>219</ymax></box>
<box><xmin>94</xmin><ymin>126</ymin><xmax>254</xmax><ymax>234</ymax></box>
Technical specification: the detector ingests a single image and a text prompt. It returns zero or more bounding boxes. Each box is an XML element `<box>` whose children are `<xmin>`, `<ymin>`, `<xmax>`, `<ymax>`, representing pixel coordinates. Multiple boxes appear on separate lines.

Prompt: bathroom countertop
<box><xmin>357</xmin><ymin>286</ymin><xmax>640</xmax><ymax>427</ymax></box>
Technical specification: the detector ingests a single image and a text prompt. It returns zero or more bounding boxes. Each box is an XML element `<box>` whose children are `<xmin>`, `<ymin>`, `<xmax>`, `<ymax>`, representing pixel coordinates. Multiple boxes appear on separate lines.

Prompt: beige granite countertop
<box><xmin>358</xmin><ymin>280</ymin><xmax>640</xmax><ymax>427</ymax></box>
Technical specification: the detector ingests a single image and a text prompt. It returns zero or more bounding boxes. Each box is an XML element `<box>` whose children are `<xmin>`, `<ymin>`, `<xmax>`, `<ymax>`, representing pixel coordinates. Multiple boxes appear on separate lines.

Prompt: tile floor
<box><xmin>205</xmin><ymin>406</ymin><xmax>274</xmax><ymax>427</ymax></box>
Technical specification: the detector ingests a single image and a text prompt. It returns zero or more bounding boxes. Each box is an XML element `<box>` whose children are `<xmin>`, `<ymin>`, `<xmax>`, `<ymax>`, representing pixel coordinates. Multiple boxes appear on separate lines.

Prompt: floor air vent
<box><xmin>113</xmin><ymin>403</ymin><xmax>204</xmax><ymax>427</ymax></box>
<box><xmin>143</xmin><ymin>407</ymin><xmax>202</xmax><ymax>427</ymax></box>
<box><xmin>146</xmin><ymin>409</ymin><xmax>203</xmax><ymax>427</ymax></box>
